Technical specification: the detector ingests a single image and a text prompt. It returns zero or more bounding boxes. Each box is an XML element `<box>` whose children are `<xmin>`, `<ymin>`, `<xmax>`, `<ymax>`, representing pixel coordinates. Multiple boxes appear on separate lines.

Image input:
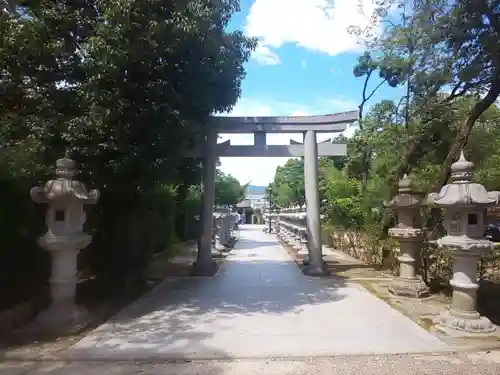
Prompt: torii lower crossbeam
<box><xmin>185</xmin><ymin>141</ymin><xmax>346</xmax><ymax>158</ymax></box>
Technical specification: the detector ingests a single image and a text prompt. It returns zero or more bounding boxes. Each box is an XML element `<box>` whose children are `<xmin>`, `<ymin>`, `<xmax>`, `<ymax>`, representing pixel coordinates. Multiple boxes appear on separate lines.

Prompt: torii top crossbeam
<box><xmin>186</xmin><ymin>110</ymin><xmax>358</xmax><ymax>158</ymax></box>
<box><xmin>214</xmin><ymin>110</ymin><xmax>357</xmax><ymax>133</ymax></box>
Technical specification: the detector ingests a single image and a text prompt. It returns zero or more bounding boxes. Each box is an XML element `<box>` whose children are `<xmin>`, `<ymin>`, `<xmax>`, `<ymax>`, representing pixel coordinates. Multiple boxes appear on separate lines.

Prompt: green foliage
<box><xmin>215</xmin><ymin>170</ymin><xmax>246</xmax><ymax>208</ymax></box>
<box><xmin>272</xmin><ymin>97</ymin><xmax>500</xmax><ymax>270</ymax></box>
<box><xmin>0</xmin><ymin>0</ymin><xmax>255</xmax><ymax>304</ymax></box>
<box><xmin>271</xmin><ymin>158</ymin><xmax>305</xmax><ymax>206</ymax></box>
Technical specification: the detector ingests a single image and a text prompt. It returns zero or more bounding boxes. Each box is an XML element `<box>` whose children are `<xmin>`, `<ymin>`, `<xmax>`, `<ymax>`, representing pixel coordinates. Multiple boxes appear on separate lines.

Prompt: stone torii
<box><xmin>188</xmin><ymin>110</ymin><xmax>358</xmax><ymax>276</ymax></box>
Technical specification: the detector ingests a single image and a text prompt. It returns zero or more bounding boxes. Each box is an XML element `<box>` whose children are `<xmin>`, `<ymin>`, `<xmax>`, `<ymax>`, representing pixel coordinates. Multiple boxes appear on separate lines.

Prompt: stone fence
<box><xmin>274</xmin><ymin>206</ymin><xmax>308</xmax><ymax>257</ymax></box>
<box><xmin>262</xmin><ymin>209</ymin><xmax>279</xmax><ymax>233</ymax></box>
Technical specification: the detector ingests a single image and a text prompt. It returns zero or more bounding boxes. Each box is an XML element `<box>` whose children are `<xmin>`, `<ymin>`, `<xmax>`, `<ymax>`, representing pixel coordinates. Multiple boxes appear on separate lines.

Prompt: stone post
<box><xmin>291</xmin><ymin>205</ymin><xmax>300</xmax><ymax>250</ymax></box>
<box><xmin>282</xmin><ymin>208</ymin><xmax>290</xmax><ymax>241</ymax></box>
<box><xmin>229</xmin><ymin>210</ymin><xmax>239</xmax><ymax>232</ymax></box>
<box><xmin>427</xmin><ymin>151</ymin><xmax>499</xmax><ymax>335</ymax></box>
<box><xmin>274</xmin><ymin>209</ymin><xmax>280</xmax><ymax>234</ymax></box>
<box><xmin>219</xmin><ymin>214</ymin><xmax>233</xmax><ymax>248</ymax></box>
<box><xmin>30</xmin><ymin>153</ymin><xmax>99</xmax><ymax>332</ymax></box>
<box><xmin>286</xmin><ymin>209</ymin><xmax>293</xmax><ymax>244</ymax></box>
<box><xmin>263</xmin><ymin>209</ymin><xmax>270</xmax><ymax>232</ymax></box>
<box><xmin>280</xmin><ymin>208</ymin><xmax>289</xmax><ymax>242</ymax></box>
<box><xmin>304</xmin><ymin>130</ymin><xmax>324</xmax><ymax>275</ymax></box>
<box><xmin>212</xmin><ymin>212</ymin><xmax>221</xmax><ymax>250</ymax></box>
<box><xmin>385</xmin><ymin>175</ymin><xmax>429</xmax><ymax>298</ymax></box>
<box><xmin>193</xmin><ymin>127</ymin><xmax>218</xmax><ymax>276</ymax></box>
<box><xmin>276</xmin><ymin>209</ymin><xmax>283</xmax><ymax>240</ymax></box>
<box><xmin>297</xmin><ymin>205</ymin><xmax>308</xmax><ymax>257</ymax></box>
<box><xmin>211</xmin><ymin>214</ymin><xmax>218</xmax><ymax>249</ymax></box>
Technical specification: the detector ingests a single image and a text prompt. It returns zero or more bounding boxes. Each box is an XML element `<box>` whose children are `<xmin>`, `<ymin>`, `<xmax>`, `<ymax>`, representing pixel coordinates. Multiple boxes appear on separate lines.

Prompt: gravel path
<box><xmin>3</xmin><ymin>351</ymin><xmax>500</xmax><ymax>375</ymax></box>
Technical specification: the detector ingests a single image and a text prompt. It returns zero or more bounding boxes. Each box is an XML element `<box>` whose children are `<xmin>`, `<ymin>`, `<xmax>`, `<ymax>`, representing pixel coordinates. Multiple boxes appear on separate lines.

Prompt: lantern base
<box><xmin>389</xmin><ymin>277</ymin><xmax>430</xmax><ymax>298</ymax></box>
<box><xmin>434</xmin><ymin>310</ymin><xmax>496</xmax><ymax>335</ymax></box>
<box><xmin>31</xmin><ymin>302</ymin><xmax>91</xmax><ymax>335</ymax></box>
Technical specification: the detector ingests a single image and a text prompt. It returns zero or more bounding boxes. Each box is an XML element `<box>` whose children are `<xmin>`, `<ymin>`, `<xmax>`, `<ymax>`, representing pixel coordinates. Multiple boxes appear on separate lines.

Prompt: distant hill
<box><xmin>245</xmin><ymin>185</ymin><xmax>266</xmax><ymax>195</ymax></box>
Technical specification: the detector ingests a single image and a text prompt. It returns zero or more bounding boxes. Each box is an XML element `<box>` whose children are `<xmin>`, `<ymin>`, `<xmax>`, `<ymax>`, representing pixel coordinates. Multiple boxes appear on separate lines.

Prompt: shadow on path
<box><xmin>62</xmin><ymin>230</ymin><xmax>348</xmax><ymax>360</ymax></box>
<box><xmin>63</xmin><ymin>225</ymin><xmax>446</xmax><ymax>360</ymax></box>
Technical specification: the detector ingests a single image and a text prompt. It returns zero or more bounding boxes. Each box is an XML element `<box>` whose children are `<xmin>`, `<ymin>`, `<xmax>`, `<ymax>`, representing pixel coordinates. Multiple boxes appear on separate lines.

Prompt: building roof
<box><xmin>246</xmin><ymin>185</ymin><xmax>266</xmax><ymax>195</ymax></box>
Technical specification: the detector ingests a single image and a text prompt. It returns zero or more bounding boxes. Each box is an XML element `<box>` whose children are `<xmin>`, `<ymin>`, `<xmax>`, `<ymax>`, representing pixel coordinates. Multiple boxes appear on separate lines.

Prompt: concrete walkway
<box><xmin>66</xmin><ymin>225</ymin><xmax>447</xmax><ymax>360</ymax></box>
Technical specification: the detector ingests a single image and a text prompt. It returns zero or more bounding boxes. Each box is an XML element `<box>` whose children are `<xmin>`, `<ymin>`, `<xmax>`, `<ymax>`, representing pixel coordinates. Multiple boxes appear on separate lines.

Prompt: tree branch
<box><xmin>484</xmin><ymin>2</ymin><xmax>500</xmax><ymax>37</ymax></box>
<box><xmin>432</xmin><ymin>74</ymin><xmax>500</xmax><ymax>192</ymax></box>
<box><xmin>396</xmin><ymin>95</ymin><xmax>407</xmax><ymax>116</ymax></box>
<box><xmin>366</xmin><ymin>79</ymin><xmax>387</xmax><ymax>102</ymax></box>
<box><xmin>358</xmin><ymin>69</ymin><xmax>373</xmax><ymax>125</ymax></box>
<box><xmin>442</xmin><ymin>81</ymin><xmax>473</xmax><ymax>103</ymax></box>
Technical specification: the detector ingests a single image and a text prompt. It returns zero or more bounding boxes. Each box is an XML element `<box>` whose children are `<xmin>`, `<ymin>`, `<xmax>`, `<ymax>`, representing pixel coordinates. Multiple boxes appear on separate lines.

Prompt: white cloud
<box><xmin>245</xmin><ymin>0</ymin><xmax>378</xmax><ymax>61</ymax></box>
<box><xmin>252</xmin><ymin>45</ymin><xmax>281</xmax><ymax>65</ymax></box>
<box><xmin>217</xmin><ymin>96</ymin><xmax>357</xmax><ymax>186</ymax></box>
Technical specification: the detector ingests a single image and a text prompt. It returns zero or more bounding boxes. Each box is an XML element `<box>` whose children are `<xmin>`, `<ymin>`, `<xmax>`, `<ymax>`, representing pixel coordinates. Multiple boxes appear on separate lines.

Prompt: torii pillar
<box><xmin>304</xmin><ymin>129</ymin><xmax>324</xmax><ymax>275</ymax></box>
<box><xmin>192</xmin><ymin>126</ymin><xmax>218</xmax><ymax>276</ymax></box>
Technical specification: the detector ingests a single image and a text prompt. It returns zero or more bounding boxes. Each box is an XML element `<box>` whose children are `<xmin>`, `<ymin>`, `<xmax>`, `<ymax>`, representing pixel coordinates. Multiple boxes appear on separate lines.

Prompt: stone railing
<box><xmin>263</xmin><ymin>209</ymin><xmax>279</xmax><ymax>233</ymax></box>
<box><xmin>277</xmin><ymin>205</ymin><xmax>308</xmax><ymax>256</ymax></box>
<box><xmin>262</xmin><ymin>210</ymin><xmax>270</xmax><ymax>231</ymax></box>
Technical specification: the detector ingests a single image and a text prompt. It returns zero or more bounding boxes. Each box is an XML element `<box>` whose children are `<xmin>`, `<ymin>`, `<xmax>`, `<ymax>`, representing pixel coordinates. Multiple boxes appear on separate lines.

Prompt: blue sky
<box><xmin>219</xmin><ymin>0</ymin><xmax>404</xmax><ymax>186</ymax></box>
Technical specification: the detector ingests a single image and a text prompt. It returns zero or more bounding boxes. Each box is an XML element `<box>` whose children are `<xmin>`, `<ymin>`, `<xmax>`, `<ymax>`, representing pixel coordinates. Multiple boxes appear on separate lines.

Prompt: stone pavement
<box><xmin>64</xmin><ymin>225</ymin><xmax>447</xmax><ymax>360</ymax></box>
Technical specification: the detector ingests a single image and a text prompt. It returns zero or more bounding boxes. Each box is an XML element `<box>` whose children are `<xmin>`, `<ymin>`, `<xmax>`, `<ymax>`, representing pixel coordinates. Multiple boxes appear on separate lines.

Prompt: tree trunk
<box><xmin>382</xmin><ymin>134</ymin><xmax>423</xmax><ymax>234</ymax></box>
<box><xmin>389</xmin><ymin>134</ymin><xmax>421</xmax><ymax>198</ymax></box>
<box><xmin>432</xmin><ymin>76</ymin><xmax>500</xmax><ymax>192</ymax></box>
<box><xmin>175</xmin><ymin>182</ymin><xmax>189</xmax><ymax>241</ymax></box>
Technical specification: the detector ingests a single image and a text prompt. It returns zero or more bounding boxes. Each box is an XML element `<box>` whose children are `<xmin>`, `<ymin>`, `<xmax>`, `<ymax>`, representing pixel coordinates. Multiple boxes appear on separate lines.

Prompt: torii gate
<box><xmin>189</xmin><ymin>110</ymin><xmax>358</xmax><ymax>276</ymax></box>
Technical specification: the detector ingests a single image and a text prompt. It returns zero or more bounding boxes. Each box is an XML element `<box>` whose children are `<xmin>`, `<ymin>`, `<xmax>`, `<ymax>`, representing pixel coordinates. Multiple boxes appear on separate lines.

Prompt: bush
<box><xmin>81</xmin><ymin>184</ymin><xmax>179</xmax><ymax>287</ymax></box>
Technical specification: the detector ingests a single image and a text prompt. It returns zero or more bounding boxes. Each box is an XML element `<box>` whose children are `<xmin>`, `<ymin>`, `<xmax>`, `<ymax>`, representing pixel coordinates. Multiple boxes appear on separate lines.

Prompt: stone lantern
<box><xmin>385</xmin><ymin>174</ymin><xmax>429</xmax><ymax>298</ymax></box>
<box><xmin>426</xmin><ymin>150</ymin><xmax>500</xmax><ymax>334</ymax></box>
<box><xmin>30</xmin><ymin>153</ymin><xmax>99</xmax><ymax>332</ymax></box>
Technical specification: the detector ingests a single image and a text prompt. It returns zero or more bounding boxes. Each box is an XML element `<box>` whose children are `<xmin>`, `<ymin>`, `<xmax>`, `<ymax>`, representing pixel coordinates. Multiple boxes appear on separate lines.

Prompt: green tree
<box><xmin>214</xmin><ymin>170</ymin><xmax>246</xmax><ymax>208</ymax></box>
<box><xmin>0</xmin><ymin>0</ymin><xmax>256</xmax><ymax>293</ymax></box>
<box><xmin>271</xmin><ymin>158</ymin><xmax>305</xmax><ymax>206</ymax></box>
<box><xmin>353</xmin><ymin>0</ymin><xmax>500</xmax><ymax>190</ymax></box>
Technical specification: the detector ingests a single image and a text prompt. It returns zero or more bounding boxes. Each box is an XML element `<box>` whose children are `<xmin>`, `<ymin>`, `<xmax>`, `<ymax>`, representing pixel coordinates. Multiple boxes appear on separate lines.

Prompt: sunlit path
<box><xmin>66</xmin><ymin>225</ymin><xmax>447</xmax><ymax>360</ymax></box>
